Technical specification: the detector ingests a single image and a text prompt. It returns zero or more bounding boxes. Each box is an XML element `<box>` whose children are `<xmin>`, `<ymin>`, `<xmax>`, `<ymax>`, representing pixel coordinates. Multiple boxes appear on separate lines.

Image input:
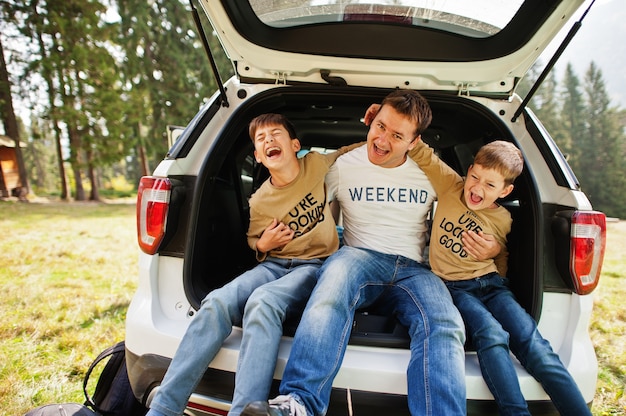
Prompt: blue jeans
<box><xmin>147</xmin><ymin>257</ymin><xmax>323</xmax><ymax>416</ymax></box>
<box><xmin>445</xmin><ymin>273</ymin><xmax>591</xmax><ymax>416</ymax></box>
<box><xmin>279</xmin><ymin>246</ymin><xmax>466</xmax><ymax>416</ymax></box>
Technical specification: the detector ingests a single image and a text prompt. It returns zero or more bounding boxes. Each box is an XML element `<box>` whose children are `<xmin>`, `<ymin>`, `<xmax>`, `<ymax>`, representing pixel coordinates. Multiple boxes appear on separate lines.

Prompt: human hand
<box><xmin>461</xmin><ymin>230</ymin><xmax>501</xmax><ymax>260</ymax></box>
<box><xmin>363</xmin><ymin>104</ymin><xmax>381</xmax><ymax>126</ymax></box>
<box><xmin>256</xmin><ymin>218</ymin><xmax>295</xmax><ymax>253</ymax></box>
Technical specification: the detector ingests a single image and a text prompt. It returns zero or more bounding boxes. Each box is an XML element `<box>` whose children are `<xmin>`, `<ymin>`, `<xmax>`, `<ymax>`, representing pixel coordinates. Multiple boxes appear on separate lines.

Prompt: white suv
<box><xmin>126</xmin><ymin>1</ymin><xmax>607</xmax><ymax>415</ymax></box>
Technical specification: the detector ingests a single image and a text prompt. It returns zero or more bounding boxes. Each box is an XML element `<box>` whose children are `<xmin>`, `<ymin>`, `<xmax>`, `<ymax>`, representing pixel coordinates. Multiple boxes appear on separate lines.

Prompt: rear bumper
<box><xmin>127</xmin><ymin>349</ymin><xmax>593</xmax><ymax>416</ymax></box>
<box><xmin>126</xmin><ymin>259</ymin><xmax>597</xmax><ymax>416</ymax></box>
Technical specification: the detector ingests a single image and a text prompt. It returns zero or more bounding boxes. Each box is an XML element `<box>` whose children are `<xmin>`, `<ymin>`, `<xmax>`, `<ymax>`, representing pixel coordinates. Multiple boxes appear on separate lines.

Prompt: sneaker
<box><xmin>241</xmin><ymin>395</ymin><xmax>307</xmax><ymax>416</ymax></box>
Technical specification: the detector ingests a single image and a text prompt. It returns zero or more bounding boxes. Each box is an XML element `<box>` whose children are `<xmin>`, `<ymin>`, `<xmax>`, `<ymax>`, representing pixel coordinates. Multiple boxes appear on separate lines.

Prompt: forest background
<box><xmin>0</xmin><ymin>0</ymin><xmax>625</xmax><ymax>218</ymax></box>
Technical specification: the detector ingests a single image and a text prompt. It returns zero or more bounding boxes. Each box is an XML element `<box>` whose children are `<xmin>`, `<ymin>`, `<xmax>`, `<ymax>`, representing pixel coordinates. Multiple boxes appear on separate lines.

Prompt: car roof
<box><xmin>198</xmin><ymin>0</ymin><xmax>591</xmax><ymax>96</ymax></box>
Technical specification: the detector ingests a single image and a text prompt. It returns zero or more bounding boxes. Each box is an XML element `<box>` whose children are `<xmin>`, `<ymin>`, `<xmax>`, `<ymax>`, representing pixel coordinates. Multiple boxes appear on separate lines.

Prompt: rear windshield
<box><xmin>249</xmin><ymin>0</ymin><xmax>524</xmax><ymax>37</ymax></box>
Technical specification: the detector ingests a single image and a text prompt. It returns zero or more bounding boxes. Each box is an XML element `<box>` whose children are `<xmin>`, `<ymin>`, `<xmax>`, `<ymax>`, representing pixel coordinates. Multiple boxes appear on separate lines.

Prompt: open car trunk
<box><xmin>174</xmin><ymin>86</ymin><xmax>541</xmax><ymax>344</ymax></box>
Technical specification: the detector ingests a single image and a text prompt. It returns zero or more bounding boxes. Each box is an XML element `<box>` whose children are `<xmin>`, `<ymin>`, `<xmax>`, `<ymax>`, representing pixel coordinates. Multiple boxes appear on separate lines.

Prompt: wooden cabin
<box><xmin>0</xmin><ymin>135</ymin><xmax>25</xmax><ymax>198</ymax></box>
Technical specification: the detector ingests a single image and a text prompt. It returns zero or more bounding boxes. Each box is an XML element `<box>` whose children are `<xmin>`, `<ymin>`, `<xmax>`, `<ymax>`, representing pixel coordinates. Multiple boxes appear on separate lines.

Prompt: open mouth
<box><xmin>372</xmin><ymin>143</ymin><xmax>388</xmax><ymax>156</ymax></box>
<box><xmin>266</xmin><ymin>147</ymin><xmax>281</xmax><ymax>158</ymax></box>
<box><xmin>469</xmin><ymin>192</ymin><xmax>483</xmax><ymax>205</ymax></box>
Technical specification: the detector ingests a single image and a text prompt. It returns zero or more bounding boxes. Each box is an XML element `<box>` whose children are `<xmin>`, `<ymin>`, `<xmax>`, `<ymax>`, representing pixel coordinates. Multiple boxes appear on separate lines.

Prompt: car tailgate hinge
<box><xmin>455</xmin><ymin>82</ymin><xmax>474</xmax><ymax>96</ymax></box>
<box><xmin>271</xmin><ymin>71</ymin><xmax>292</xmax><ymax>85</ymax></box>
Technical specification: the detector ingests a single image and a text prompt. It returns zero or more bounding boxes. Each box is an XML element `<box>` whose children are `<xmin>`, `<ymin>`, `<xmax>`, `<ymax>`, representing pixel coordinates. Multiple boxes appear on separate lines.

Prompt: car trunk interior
<box><xmin>184</xmin><ymin>86</ymin><xmax>539</xmax><ymax>349</ymax></box>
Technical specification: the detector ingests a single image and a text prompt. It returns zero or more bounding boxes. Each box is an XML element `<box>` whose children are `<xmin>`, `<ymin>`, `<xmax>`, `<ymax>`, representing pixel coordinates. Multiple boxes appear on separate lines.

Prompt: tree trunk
<box><xmin>0</xmin><ymin>34</ymin><xmax>29</xmax><ymax>200</ymax></box>
<box><xmin>31</xmin><ymin>7</ymin><xmax>70</xmax><ymax>200</ymax></box>
<box><xmin>72</xmin><ymin>162</ymin><xmax>85</xmax><ymax>201</ymax></box>
<box><xmin>53</xmin><ymin>121</ymin><xmax>71</xmax><ymax>200</ymax></box>
<box><xmin>86</xmin><ymin>149</ymin><xmax>100</xmax><ymax>201</ymax></box>
<box><xmin>137</xmin><ymin>122</ymin><xmax>150</xmax><ymax>176</ymax></box>
<box><xmin>60</xmin><ymin>71</ymin><xmax>85</xmax><ymax>200</ymax></box>
<box><xmin>0</xmin><ymin>162</ymin><xmax>7</xmax><ymax>198</ymax></box>
<box><xmin>66</xmin><ymin>122</ymin><xmax>85</xmax><ymax>201</ymax></box>
<box><xmin>28</xmin><ymin>141</ymin><xmax>46</xmax><ymax>189</ymax></box>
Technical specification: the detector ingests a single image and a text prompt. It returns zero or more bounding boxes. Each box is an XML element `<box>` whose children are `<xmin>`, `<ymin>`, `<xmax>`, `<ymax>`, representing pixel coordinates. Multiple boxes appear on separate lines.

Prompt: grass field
<box><xmin>591</xmin><ymin>219</ymin><xmax>626</xmax><ymax>415</ymax></box>
<box><xmin>0</xmin><ymin>200</ymin><xmax>624</xmax><ymax>415</ymax></box>
<box><xmin>0</xmin><ymin>200</ymin><xmax>136</xmax><ymax>415</ymax></box>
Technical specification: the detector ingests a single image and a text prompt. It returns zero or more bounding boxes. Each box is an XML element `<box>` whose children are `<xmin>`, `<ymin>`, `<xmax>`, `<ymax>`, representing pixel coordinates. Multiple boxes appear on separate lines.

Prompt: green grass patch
<box><xmin>590</xmin><ymin>220</ymin><xmax>626</xmax><ymax>415</ymax></box>
<box><xmin>0</xmin><ymin>200</ymin><xmax>136</xmax><ymax>414</ymax></box>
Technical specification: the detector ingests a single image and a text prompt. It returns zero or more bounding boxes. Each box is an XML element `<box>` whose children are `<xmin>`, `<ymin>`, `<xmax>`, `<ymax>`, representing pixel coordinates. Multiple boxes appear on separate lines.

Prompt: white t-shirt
<box><xmin>326</xmin><ymin>145</ymin><xmax>437</xmax><ymax>262</ymax></box>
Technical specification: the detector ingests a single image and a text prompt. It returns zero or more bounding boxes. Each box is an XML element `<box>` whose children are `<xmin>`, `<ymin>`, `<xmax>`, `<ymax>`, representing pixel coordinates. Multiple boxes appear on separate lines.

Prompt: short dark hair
<box><xmin>380</xmin><ymin>89</ymin><xmax>433</xmax><ymax>137</ymax></box>
<box><xmin>248</xmin><ymin>113</ymin><xmax>297</xmax><ymax>141</ymax></box>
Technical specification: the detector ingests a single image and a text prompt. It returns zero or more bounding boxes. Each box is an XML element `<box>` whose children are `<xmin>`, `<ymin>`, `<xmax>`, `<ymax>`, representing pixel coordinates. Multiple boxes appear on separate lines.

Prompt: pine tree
<box><xmin>21</xmin><ymin>0</ymin><xmax>132</xmax><ymax>200</ymax></box>
<box><xmin>25</xmin><ymin>116</ymin><xmax>58</xmax><ymax>192</ymax></box>
<box><xmin>115</xmin><ymin>0</ymin><xmax>225</xmax><ymax>175</ymax></box>
<box><xmin>580</xmin><ymin>62</ymin><xmax>626</xmax><ymax>217</ymax></box>
<box><xmin>533</xmin><ymin>71</ymin><xmax>566</xmax><ymax>150</ymax></box>
<box><xmin>0</xmin><ymin>5</ymin><xmax>30</xmax><ymax>199</ymax></box>
<box><xmin>560</xmin><ymin>64</ymin><xmax>586</xmax><ymax>174</ymax></box>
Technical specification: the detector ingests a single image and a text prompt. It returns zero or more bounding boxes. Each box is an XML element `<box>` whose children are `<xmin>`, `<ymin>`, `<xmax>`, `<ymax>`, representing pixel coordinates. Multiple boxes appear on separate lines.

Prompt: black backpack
<box><xmin>24</xmin><ymin>403</ymin><xmax>98</xmax><ymax>416</ymax></box>
<box><xmin>82</xmin><ymin>340</ymin><xmax>148</xmax><ymax>416</ymax></box>
<box><xmin>24</xmin><ymin>341</ymin><xmax>147</xmax><ymax>416</ymax></box>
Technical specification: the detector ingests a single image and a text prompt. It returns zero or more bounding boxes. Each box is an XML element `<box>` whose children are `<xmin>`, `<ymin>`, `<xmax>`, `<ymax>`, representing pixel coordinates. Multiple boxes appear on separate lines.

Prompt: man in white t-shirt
<box><xmin>242</xmin><ymin>90</ymin><xmax>499</xmax><ymax>416</ymax></box>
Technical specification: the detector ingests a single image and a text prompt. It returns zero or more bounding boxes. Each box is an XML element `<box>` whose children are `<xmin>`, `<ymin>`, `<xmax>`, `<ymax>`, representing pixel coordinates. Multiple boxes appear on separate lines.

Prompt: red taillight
<box><xmin>136</xmin><ymin>176</ymin><xmax>171</xmax><ymax>254</ymax></box>
<box><xmin>570</xmin><ymin>211</ymin><xmax>606</xmax><ymax>295</ymax></box>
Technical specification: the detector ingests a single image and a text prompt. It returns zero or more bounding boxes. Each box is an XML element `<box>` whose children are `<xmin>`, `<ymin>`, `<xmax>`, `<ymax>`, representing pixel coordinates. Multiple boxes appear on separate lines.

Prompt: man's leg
<box><xmin>384</xmin><ymin>265</ymin><xmax>466</xmax><ymax>416</ymax></box>
<box><xmin>244</xmin><ymin>247</ymin><xmax>395</xmax><ymax>416</ymax></box>
<box><xmin>147</xmin><ymin>260</ymin><xmax>288</xmax><ymax>416</ymax></box>
<box><xmin>229</xmin><ymin>259</ymin><xmax>322</xmax><ymax>416</ymax></box>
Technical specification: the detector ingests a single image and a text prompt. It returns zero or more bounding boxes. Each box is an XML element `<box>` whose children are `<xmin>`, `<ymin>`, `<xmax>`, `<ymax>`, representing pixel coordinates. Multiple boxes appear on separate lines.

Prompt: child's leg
<box><xmin>486</xmin><ymin>278</ymin><xmax>592</xmax><ymax>416</ymax></box>
<box><xmin>446</xmin><ymin>276</ymin><xmax>530</xmax><ymax>416</ymax></box>
<box><xmin>231</xmin><ymin>259</ymin><xmax>323</xmax><ymax>415</ymax></box>
<box><xmin>149</xmin><ymin>259</ymin><xmax>290</xmax><ymax>416</ymax></box>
